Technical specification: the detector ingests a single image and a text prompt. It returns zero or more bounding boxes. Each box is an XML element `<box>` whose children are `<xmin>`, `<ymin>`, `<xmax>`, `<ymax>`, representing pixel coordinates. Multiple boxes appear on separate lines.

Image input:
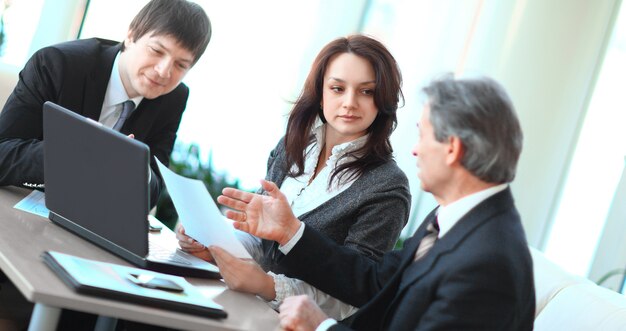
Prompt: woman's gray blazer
<box><xmin>259</xmin><ymin>138</ymin><xmax>411</xmax><ymax>273</ymax></box>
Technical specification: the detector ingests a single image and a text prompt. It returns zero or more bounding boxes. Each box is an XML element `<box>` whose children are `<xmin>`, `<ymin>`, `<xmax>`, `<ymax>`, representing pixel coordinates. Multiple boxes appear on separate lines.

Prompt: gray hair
<box><xmin>423</xmin><ymin>74</ymin><xmax>523</xmax><ymax>183</ymax></box>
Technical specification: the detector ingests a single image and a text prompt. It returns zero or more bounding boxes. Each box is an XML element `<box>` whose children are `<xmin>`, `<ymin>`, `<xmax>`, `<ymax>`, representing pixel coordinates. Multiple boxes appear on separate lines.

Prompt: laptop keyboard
<box><xmin>148</xmin><ymin>241</ymin><xmax>192</xmax><ymax>266</ymax></box>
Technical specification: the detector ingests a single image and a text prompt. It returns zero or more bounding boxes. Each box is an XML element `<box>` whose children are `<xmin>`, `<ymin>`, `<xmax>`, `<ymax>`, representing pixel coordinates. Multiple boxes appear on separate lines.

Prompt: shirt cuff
<box><xmin>265</xmin><ymin>271</ymin><xmax>292</xmax><ymax>310</ymax></box>
<box><xmin>316</xmin><ymin>318</ymin><xmax>338</xmax><ymax>331</ymax></box>
<box><xmin>278</xmin><ymin>221</ymin><xmax>305</xmax><ymax>255</ymax></box>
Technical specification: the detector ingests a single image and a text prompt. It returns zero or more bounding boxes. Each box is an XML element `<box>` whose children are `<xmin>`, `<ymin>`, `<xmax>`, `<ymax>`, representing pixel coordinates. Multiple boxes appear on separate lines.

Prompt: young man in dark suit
<box><xmin>0</xmin><ymin>0</ymin><xmax>211</xmax><ymax>207</ymax></box>
<box><xmin>213</xmin><ymin>75</ymin><xmax>536</xmax><ymax>330</ymax></box>
<box><xmin>0</xmin><ymin>1</ymin><xmax>210</xmax><ymax>329</ymax></box>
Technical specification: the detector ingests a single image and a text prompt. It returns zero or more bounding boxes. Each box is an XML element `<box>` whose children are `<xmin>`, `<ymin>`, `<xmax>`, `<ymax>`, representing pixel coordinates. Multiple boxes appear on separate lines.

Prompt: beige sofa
<box><xmin>532</xmin><ymin>247</ymin><xmax>626</xmax><ymax>330</ymax></box>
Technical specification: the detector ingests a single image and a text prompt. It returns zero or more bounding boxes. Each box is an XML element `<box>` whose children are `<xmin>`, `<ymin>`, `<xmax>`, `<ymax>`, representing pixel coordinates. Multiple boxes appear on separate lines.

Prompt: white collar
<box><xmin>437</xmin><ymin>183</ymin><xmax>508</xmax><ymax>237</ymax></box>
<box><xmin>103</xmin><ymin>52</ymin><xmax>143</xmax><ymax>108</ymax></box>
<box><xmin>310</xmin><ymin>118</ymin><xmax>369</xmax><ymax>163</ymax></box>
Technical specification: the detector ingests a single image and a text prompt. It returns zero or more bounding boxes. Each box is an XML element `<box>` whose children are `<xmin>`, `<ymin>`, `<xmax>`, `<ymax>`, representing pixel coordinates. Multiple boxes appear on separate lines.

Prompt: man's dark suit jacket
<box><xmin>279</xmin><ymin>188</ymin><xmax>536</xmax><ymax>330</ymax></box>
<box><xmin>0</xmin><ymin>38</ymin><xmax>188</xmax><ymax>206</ymax></box>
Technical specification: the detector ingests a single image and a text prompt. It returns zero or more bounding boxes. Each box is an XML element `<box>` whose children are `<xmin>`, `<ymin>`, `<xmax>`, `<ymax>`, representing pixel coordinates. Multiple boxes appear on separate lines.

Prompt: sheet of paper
<box><xmin>156</xmin><ymin>158</ymin><xmax>251</xmax><ymax>259</ymax></box>
<box><xmin>14</xmin><ymin>190</ymin><xmax>50</xmax><ymax>218</ymax></box>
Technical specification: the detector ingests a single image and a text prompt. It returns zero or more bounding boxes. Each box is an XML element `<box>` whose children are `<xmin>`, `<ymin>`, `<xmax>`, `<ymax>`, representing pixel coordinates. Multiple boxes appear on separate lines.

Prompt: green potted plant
<box><xmin>154</xmin><ymin>142</ymin><xmax>244</xmax><ymax>230</ymax></box>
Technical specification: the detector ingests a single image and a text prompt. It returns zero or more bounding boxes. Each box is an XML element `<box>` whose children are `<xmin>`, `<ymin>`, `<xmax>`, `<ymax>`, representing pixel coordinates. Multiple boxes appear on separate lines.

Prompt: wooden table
<box><xmin>0</xmin><ymin>186</ymin><xmax>279</xmax><ymax>330</ymax></box>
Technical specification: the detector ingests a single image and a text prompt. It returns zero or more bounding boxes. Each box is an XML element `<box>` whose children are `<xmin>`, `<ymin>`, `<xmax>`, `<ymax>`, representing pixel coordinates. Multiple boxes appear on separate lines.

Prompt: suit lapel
<box><xmin>82</xmin><ymin>42</ymin><xmax>121</xmax><ymax>121</ymax></box>
<box><xmin>397</xmin><ymin>188</ymin><xmax>515</xmax><ymax>292</ymax></box>
<box><xmin>351</xmin><ymin>209</ymin><xmax>438</xmax><ymax>330</ymax></box>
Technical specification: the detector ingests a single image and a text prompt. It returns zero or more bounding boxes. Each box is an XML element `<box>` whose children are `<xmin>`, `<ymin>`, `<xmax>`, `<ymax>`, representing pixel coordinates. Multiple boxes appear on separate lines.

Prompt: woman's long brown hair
<box><xmin>284</xmin><ymin>35</ymin><xmax>404</xmax><ymax>188</ymax></box>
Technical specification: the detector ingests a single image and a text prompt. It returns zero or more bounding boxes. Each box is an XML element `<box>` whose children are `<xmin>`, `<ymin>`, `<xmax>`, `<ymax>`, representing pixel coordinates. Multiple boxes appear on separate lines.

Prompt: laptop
<box><xmin>43</xmin><ymin>101</ymin><xmax>220</xmax><ymax>279</ymax></box>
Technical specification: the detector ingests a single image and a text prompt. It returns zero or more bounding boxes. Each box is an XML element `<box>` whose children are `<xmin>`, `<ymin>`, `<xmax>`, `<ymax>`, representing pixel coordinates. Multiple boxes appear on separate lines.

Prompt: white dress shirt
<box><xmin>436</xmin><ymin>183</ymin><xmax>508</xmax><ymax>238</ymax></box>
<box><xmin>280</xmin><ymin>122</ymin><xmax>367</xmax><ymax>216</ymax></box>
<box><xmin>98</xmin><ymin>52</ymin><xmax>143</xmax><ymax>128</ymax></box>
<box><xmin>96</xmin><ymin>52</ymin><xmax>148</xmax><ymax>183</ymax></box>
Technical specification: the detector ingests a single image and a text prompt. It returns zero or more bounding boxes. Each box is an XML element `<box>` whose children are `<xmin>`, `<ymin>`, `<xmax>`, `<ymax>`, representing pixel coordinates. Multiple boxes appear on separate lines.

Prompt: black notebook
<box><xmin>42</xmin><ymin>251</ymin><xmax>227</xmax><ymax>319</ymax></box>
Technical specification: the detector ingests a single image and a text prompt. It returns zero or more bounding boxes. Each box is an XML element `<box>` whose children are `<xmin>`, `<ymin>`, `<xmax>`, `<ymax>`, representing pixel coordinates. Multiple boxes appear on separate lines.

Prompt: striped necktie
<box><xmin>112</xmin><ymin>100</ymin><xmax>135</xmax><ymax>131</ymax></box>
<box><xmin>413</xmin><ymin>217</ymin><xmax>439</xmax><ymax>261</ymax></box>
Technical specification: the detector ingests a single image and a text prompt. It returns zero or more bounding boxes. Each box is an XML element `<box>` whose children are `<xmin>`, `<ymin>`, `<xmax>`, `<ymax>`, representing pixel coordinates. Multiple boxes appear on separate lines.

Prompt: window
<box><xmin>359</xmin><ymin>0</ymin><xmax>485</xmax><ymax>234</ymax></box>
<box><xmin>544</xmin><ymin>2</ymin><xmax>626</xmax><ymax>276</ymax></box>
<box><xmin>0</xmin><ymin>0</ymin><xmax>45</xmax><ymax>66</ymax></box>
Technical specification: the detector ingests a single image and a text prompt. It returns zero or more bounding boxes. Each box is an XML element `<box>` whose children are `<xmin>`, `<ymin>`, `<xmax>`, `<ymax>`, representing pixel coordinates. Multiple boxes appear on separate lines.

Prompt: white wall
<box><xmin>461</xmin><ymin>0</ymin><xmax>621</xmax><ymax>248</ymax></box>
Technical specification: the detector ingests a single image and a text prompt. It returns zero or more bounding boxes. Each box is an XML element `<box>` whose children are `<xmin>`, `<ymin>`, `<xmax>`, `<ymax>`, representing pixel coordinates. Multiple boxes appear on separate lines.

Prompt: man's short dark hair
<box><xmin>124</xmin><ymin>0</ymin><xmax>211</xmax><ymax>64</ymax></box>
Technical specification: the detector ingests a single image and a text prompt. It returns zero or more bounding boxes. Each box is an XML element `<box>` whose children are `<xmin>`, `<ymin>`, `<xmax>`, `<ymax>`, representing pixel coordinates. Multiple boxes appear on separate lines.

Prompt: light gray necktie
<box><xmin>413</xmin><ymin>217</ymin><xmax>439</xmax><ymax>261</ymax></box>
<box><xmin>112</xmin><ymin>100</ymin><xmax>135</xmax><ymax>131</ymax></box>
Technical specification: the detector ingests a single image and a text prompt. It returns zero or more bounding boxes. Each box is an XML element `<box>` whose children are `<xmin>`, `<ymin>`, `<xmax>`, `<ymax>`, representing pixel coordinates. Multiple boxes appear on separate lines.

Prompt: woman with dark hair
<box><xmin>178</xmin><ymin>34</ymin><xmax>410</xmax><ymax>319</ymax></box>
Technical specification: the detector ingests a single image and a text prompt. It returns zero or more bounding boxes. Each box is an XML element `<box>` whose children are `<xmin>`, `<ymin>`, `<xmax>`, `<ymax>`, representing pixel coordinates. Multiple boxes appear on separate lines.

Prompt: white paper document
<box><xmin>14</xmin><ymin>190</ymin><xmax>50</xmax><ymax>218</ymax></box>
<box><xmin>156</xmin><ymin>158</ymin><xmax>252</xmax><ymax>259</ymax></box>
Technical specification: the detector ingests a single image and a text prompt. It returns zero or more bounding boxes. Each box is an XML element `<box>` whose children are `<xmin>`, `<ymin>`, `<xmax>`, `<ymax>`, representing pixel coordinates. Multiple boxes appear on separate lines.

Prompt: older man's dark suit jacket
<box><xmin>279</xmin><ymin>188</ymin><xmax>535</xmax><ymax>330</ymax></box>
<box><xmin>0</xmin><ymin>38</ymin><xmax>188</xmax><ymax>206</ymax></box>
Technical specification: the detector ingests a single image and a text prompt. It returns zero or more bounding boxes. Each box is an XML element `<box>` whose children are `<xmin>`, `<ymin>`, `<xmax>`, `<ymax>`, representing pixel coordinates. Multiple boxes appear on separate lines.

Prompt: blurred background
<box><xmin>1</xmin><ymin>0</ymin><xmax>625</xmax><ymax>290</ymax></box>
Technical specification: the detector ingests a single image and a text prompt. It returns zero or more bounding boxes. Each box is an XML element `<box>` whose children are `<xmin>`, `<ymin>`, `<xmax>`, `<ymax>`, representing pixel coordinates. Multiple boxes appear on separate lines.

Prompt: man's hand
<box><xmin>175</xmin><ymin>224</ymin><xmax>214</xmax><ymax>263</ymax></box>
<box><xmin>217</xmin><ymin>180</ymin><xmax>301</xmax><ymax>246</ymax></box>
<box><xmin>208</xmin><ymin>246</ymin><xmax>276</xmax><ymax>301</ymax></box>
<box><xmin>279</xmin><ymin>295</ymin><xmax>329</xmax><ymax>331</ymax></box>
